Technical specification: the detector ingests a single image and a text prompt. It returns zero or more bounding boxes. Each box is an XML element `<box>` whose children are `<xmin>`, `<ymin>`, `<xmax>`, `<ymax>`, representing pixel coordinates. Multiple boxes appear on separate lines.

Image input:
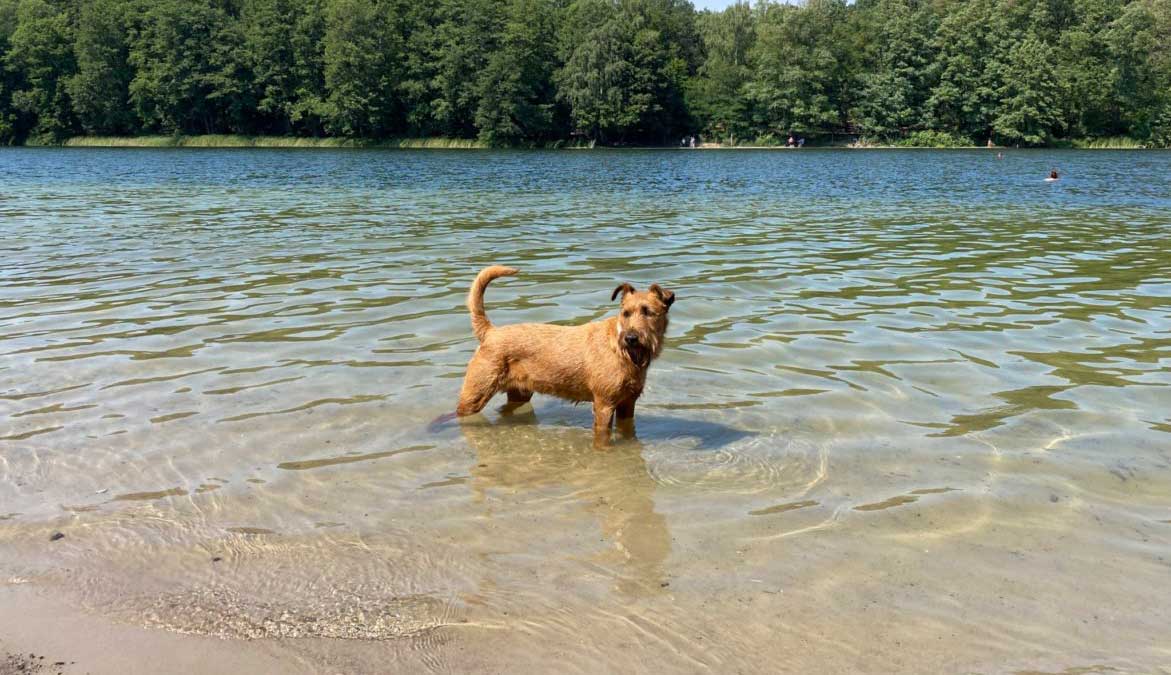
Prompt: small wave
<box><xmin>644</xmin><ymin>432</ymin><xmax>826</xmax><ymax>495</ymax></box>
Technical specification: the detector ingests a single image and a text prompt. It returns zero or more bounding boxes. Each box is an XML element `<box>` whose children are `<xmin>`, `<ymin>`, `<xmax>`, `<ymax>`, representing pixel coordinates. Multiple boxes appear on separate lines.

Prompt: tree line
<box><xmin>1</xmin><ymin>0</ymin><xmax>1169</xmax><ymax>147</ymax></box>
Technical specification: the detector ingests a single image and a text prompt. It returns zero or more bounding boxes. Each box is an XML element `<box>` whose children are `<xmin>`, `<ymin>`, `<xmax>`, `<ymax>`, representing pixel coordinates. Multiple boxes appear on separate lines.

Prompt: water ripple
<box><xmin>1</xmin><ymin>148</ymin><xmax>1169</xmax><ymax>670</ymax></box>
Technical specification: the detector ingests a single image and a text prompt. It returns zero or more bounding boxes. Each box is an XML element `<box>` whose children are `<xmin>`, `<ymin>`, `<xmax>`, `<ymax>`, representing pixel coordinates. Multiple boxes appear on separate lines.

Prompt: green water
<box><xmin>1</xmin><ymin>148</ymin><xmax>1169</xmax><ymax>672</ymax></box>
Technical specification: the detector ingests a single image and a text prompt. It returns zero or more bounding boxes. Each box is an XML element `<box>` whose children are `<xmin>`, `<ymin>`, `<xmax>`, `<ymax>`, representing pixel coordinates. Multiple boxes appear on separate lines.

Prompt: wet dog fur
<box><xmin>455</xmin><ymin>265</ymin><xmax>675</xmax><ymax>447</ymax></box>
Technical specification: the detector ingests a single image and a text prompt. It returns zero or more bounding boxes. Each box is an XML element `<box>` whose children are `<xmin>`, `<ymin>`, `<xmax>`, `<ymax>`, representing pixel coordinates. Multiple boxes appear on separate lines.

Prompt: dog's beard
<box><xmin>623</xmin><ymin>340</ymin><xmax>651</xmax><ymax>368</ymax></box>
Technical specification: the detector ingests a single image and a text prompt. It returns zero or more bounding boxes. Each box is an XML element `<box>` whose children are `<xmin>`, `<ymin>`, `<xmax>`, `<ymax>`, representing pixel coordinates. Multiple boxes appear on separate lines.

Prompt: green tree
<box><xmin>67</xmin><ymin>0</ymin><xmax>134</xmax><ymax>135</ymax></box>
<box><xmin>746</xmin><ymin>0</ymin><xmax>850</xmax><ymax>139</ymax></box>
<box><xmin>320</xmin><ymin>0</ymin><xmax>405</xmax><ymax>137</ymax></box>
<box><xmin>241</xmin><ymin>0</ymin><xmax>299</xmax><ymax>134</ymax></box>
<box><xmin>1107</xmin><ymin>0</ymin><xmax>1171</xmax><ymax>143</ymax></box>
<box><xmin>0</xmin><ymin>0</ymin><xmax>21</xmax><ymax>142</ymax></box>
<box><xmin>129</xmin><ymin>0</ymin><xmax>250</xmax><ymax>134</ymax></box>
<box><xmin>925</xmin><ymin>0</ymin><xmax>1004</xmax><ymax>143</ymax></box>
<box><xmin>396</xmin><ymin>2</ymin><xmax>438</xmax><ymax>134</ymax></box>
<box><xmin>556</xmin><ymin>0</ymin><xmax>692</xmax><ymax>143</ymax></box>
<box><xmin>288</xmin><ymin>0</ymin><xmax>328</xmax><ymax>135</ymax></box>
<box><xmin>993</xmin><ymin>36</ymin><xmax>1063</xmax><ymax>145</ymax></box>
<box><xmin>687</xmin><ymin>2</ymin><xmax>755</xmax><ymax>143</ymax></box>
<box><xmin>239</xmin><ymin>0</ymin><xmax>327</xmax><ymax>136</ymax></box>
<box><xmin>429</xmin><ymin>0</ymin><xmax>504</xmax><ymax>137</ymax></box>
<box><xmin>474</xmin><ymin>0</ymin><xmax>562</xmax><ymax>145</ymax></box>
<box><xmin>851</xmin><ymin>0</ymin><xmax>936</xmax><ymax>140</ymax></box>
<box><xmin>1055</xmin><ymin>0</ymin><xmax>1124</xmax><ymax>138</ymax></box>
<box><xmin>5</xmin><ymin>0</ymin><xmax>76</xmax><ymax>143</ymax></box>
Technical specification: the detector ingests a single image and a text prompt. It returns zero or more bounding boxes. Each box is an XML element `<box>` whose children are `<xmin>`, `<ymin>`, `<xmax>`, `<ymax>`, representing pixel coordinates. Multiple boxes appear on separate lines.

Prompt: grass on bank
<box><xmin>857</xmin><ymin>132</ymin><xmax>1154</xmax><ymax>149</ymax></box>
<box><xmin>57</xmin><ymin>133</ymin><xmax>1164</xmax><ymax>150</ymax></box>
<box><xmin>1065</xmin><ymin>136</ymin><xmax>1148</xmax><ymax>149</ymax></box>
<box><xmin>62</xmin><ymin>135</ymin><xmax>491</xmax><ymax>149</ymax></box>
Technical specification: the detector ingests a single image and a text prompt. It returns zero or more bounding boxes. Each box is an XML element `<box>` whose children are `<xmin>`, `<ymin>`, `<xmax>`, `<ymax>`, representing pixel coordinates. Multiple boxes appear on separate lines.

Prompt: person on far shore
<box><xmin>787</xmin><ymin>134</ymin><xmax>795</xmax><ymax>147</ymax></box>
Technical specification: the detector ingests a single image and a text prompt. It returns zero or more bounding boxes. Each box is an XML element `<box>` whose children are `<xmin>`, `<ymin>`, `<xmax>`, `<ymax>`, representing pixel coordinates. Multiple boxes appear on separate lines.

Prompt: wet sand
<box><xmin>0</xmin><ymin>586</ymin><xmax>300</xmax><ymax>674</ymax></box>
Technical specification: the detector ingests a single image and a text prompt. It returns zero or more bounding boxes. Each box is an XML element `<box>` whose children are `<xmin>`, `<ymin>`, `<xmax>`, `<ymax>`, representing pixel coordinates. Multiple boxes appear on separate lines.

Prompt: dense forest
<box><xmin>1</xmin><ymin>0</ymin><xmax>1169</xmax><ymax>147</ymax></box>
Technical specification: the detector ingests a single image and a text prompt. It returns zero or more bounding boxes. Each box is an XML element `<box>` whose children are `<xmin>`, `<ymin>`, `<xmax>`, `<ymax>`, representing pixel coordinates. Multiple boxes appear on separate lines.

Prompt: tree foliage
<box><xmin>851</xmin><ymin>0</ymin><xmax>935</xmax><ymax>139</ymax></box>
<box><xmin>128</xmin><ymin>0</ymin><xmax>250</xmax><ymax>134</ymax></box>
<box><xmin>5</xmin><ymin>0</ymin><xmax>76</xmax><ymax>143</ymax></box>
<box><xmin>319</xmin><ymin>0</ymin><xmax>406</xmax><ymax>137</ymax></box>
<box><xmin>68</xmin><ymin>0</ymin><xmax>134</xmax><ymax>135</ymax></box>
<box><xmin>686</xmin><ymin>2</ymin><xmax>754</xmax><ymax>143</ymax></box>
<box><xmin>474</xmin><ymin>0</ymin><xmax>561</xmax><ymax>144</ymax></box>
<box><xmin>747</xmin><ymin>0</ymin><xmax>850</xmax><ymax>137</ymax></box>
<box><xmin>1</xmin><ymin>0</ymin><xmax>1169</xmax><ymax>145</ymax></box>
<box><xmin>556</xmin><ymin>0</ymin><xmax>693</xmax><ymax>143</ymax></box>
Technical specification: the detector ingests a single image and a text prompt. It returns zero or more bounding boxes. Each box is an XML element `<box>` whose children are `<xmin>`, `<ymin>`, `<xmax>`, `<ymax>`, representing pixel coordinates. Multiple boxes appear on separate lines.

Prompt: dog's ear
<box><xmin>649</xmin><ymin>284</ymin><xmax>675</xmax><ymax>309</ymax></box>
<box><xmin>611</xmin><ymin>283</ymin><xmax>636</xmax><ymax>301</ymax></box>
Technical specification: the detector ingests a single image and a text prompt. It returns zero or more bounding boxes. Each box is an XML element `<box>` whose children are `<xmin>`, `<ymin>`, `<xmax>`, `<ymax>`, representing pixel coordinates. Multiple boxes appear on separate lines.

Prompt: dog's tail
<box><xmin>468</xmin><ymin>265</ymin><xmax>518</xmax><ymax>342</ymax></box>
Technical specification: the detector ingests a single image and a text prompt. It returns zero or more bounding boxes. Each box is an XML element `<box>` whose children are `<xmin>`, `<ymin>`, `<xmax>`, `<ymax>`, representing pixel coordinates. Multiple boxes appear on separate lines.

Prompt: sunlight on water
<box><xmin>1</xmin><ymin>148</ymin><xmax>1169</xmax><ymax>672</ymax></box>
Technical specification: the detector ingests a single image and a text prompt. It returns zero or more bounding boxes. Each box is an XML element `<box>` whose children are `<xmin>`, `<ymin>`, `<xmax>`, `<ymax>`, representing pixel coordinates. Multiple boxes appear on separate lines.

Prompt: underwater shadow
<box><xmin>432</xmin><ymin>401</ymin><xmax>755</xmax><ymax>453</ymax></box>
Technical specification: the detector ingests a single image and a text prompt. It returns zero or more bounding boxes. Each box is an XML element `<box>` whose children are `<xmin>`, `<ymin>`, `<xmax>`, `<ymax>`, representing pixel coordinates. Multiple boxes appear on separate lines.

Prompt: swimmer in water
<box><xmin>1046</xmin><ymin>169</ymin><xmax>1059</xmax><ymax>181</ymax></box>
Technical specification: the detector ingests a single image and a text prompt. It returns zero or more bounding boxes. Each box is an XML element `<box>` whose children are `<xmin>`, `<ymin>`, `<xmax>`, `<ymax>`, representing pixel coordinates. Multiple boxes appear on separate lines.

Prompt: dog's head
<box><xmin>611</xmin><ymin>283</ymin><xmax>675</xmax><ymax>367</ymax></box>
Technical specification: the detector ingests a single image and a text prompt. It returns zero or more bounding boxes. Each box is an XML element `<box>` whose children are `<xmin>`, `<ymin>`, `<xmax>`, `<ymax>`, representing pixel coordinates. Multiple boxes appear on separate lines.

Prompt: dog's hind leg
<box><xmin>457</xmin><ymin>354</ymin><xmax>502</xmax><ymax>416</ymax></box>
<box><xmin>499</xmin><ymin>389</ymin><xmax>533</xmax><ymax>415</ymax></box>
<box><xmin>615</xmin><ymin>399</ymin><xmax>636</xmax><ymax>439</ymax></box>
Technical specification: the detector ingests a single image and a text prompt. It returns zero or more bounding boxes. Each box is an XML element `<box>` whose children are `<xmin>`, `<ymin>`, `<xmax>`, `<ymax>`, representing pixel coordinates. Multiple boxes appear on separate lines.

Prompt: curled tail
<box><xmin>468</xmin><ymin>265</ymin><xmax>518</xmax><ymax>341</ymax></box>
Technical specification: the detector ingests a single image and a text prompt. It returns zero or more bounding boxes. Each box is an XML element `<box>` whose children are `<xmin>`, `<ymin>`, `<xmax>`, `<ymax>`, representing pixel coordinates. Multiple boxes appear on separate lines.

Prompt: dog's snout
<box><xmin>623</xmin><ymin>332</ymin><xmax>639</xmax><ymax>346</ymax></box>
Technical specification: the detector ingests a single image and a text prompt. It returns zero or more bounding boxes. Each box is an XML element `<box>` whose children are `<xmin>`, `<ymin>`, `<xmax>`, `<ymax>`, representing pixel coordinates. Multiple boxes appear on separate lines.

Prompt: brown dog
<box><xmin>456</xmin><ymin>265</ymin><xmax>675</xmax><ymax>447</ymax></box>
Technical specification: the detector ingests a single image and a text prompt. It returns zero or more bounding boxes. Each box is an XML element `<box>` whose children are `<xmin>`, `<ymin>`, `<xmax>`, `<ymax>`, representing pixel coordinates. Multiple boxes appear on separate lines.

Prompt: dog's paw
<box><xmin>426</xmin><ymin>412</ymin><xmax>459</xmax><ymax>433</ymax></box>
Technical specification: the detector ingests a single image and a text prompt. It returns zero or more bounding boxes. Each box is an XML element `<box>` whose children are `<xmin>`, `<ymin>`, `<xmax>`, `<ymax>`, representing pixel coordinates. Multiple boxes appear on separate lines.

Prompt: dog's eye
<box><xmin>622</xmin><ymin>310</ymin><xmax>632</xmax><ymax>318</ymax></box>
<box><xmin>640</xmin><ymin>306</ymin><xmax>650</xmax><ymax>316</ymax></box>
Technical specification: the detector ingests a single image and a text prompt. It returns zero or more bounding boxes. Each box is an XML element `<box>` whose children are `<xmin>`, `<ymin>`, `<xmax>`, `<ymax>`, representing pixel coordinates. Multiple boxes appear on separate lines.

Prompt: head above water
<box><xmin>611</xmin><ymin>282</ymin><xmax>675</xmax><ymax>366</ymax></box>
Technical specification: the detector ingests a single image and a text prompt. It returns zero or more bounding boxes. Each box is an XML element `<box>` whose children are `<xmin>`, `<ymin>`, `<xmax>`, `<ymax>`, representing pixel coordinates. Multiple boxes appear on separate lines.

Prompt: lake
<box><xmin>1</xmin><ymin>147</ymin><xmax>1169</xmax><ymax>672</ymax></box>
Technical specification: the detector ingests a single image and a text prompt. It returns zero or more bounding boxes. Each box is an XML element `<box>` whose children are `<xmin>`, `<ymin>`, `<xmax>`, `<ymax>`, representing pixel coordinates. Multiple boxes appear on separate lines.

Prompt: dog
<box><xmin>455</xmin><ymin>265</ymin><xmax>675</xmax><ymax>447</ymax></box>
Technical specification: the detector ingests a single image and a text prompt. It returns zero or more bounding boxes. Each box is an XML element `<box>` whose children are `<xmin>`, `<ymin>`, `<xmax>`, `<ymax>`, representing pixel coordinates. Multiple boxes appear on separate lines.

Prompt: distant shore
<box><xmin>36</xmin><ymin>135</ymin><xmax>1161</xmax><ymax>150</ymax></box>
<box><xmin>59</xmin><ymin>135</ymin><xmax>492</xmax><ymax>149</ymax></box>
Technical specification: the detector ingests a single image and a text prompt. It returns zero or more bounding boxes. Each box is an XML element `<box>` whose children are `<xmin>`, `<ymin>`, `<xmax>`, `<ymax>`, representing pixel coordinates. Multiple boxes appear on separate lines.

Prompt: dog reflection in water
<box><xmin>458</xmin><ymin>408</ymin><xmax>670</xmax><ymax>596</ymax></box>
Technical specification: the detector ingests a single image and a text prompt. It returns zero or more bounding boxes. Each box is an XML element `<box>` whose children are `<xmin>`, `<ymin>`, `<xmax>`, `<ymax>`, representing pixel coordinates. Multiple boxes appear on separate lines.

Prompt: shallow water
<box><xmin>1</xmin><ymin>147</ymin><xmax>1170</xmax><ymax>672</ymax></box>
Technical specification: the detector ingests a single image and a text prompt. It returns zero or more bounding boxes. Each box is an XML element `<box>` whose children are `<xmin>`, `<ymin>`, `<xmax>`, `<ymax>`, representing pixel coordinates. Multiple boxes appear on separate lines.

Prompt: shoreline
<box><xmin>25</xmin><ymin>135</ymin><xmax>1162</xmax><ymax>150</ymax></box>
<box><xmin>59</xmin><ymin>135</ymin><xmax>492</xmax><ymax>149</ymax></box>
<box><xmin>0</xmin><ymin>584</ymin><xmax>304</xmax><ymax>675</ymax></box>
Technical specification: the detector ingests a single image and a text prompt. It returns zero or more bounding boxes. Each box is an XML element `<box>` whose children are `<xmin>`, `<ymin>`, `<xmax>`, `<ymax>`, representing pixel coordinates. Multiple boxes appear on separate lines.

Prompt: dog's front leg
<box><xmin>592</xmin><ymin>399</ymin><xmax>615</xmax><ymax>448</ymax></box>
<box><xmin>615</xmin><ymin>399</ymin><xmax>636</xmax><ymax>439</ymax></box>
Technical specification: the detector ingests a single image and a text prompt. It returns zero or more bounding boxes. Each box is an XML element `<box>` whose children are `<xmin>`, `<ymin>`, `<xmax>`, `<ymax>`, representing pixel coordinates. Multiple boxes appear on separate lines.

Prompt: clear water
<box><xmin>2</xmin><ymin>148</ymin><xmax>1170</xmax><ymax>672</ymax></box>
